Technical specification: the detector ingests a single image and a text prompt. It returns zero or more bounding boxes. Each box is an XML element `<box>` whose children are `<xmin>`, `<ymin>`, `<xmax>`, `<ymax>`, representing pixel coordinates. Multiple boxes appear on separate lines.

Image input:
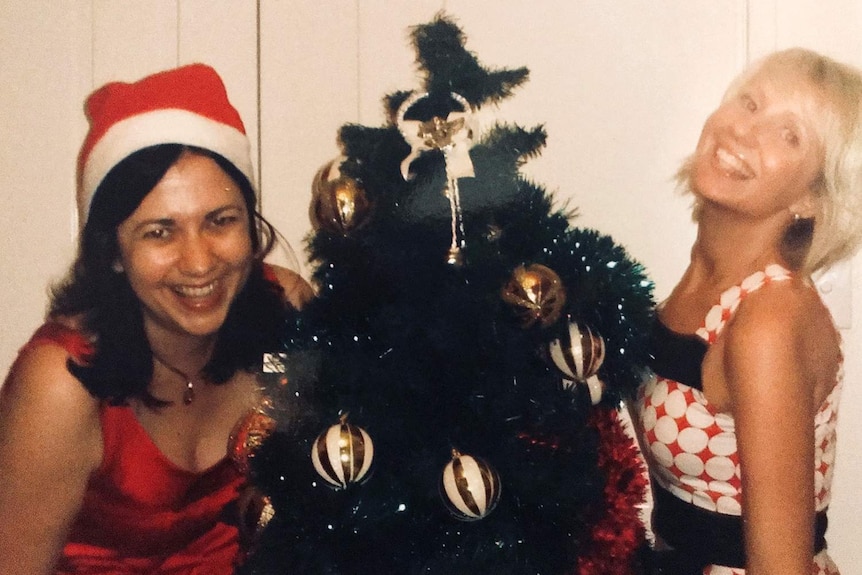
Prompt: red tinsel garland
<box><xmin>575</xmin><ymin>408</ymin><xmax>648</xmax><ymax>575</ymax></box>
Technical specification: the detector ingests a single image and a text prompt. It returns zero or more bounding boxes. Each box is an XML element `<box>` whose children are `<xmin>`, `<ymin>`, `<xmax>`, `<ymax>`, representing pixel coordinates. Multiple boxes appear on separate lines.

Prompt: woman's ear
<box><xmin>789</xmin><ymin>191</ymin><xmax>819</xmax><ymax>221</ymax></box>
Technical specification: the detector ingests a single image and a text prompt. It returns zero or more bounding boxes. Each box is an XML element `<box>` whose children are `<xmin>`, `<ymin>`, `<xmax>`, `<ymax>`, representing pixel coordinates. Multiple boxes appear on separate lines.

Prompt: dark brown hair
<box><xmin>51</xmin><ymin>144</ymin><xmax>286</xmax><ymax>403</ymax></box>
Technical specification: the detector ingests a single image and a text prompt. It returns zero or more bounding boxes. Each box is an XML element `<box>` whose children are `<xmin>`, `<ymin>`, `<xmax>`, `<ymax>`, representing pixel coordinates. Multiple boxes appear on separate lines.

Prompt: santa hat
<box><xmin>77</xmin><ymin>63</ymin><xmax>254</xmax><ymax>225</ymax></box>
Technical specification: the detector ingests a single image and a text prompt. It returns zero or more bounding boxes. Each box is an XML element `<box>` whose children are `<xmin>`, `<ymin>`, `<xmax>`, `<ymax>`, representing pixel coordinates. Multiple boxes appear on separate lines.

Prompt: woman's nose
<box><xmin>733</xmin><ymin>114</ymin><xmax>775</xmax><ymax>146</ymax></box>
<box><xmin>731</xmin><ymin>114</ymin><xmax>760</xmax><ymax>146</ymax></box>
<box><xmin>177</xmin><ymin>233</ymin><xmax>215</xmax><ymax>275</ymax></box>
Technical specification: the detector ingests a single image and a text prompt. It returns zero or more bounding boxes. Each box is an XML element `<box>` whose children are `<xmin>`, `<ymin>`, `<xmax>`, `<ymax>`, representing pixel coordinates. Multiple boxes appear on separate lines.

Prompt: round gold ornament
<box><xmin>237</xmin><ymin>485</ymin><xmax>275</xmax><ymax>544</ymax></box>
<box><xmin>311</xmin><ymin>414</ymin><xmax>374</xmax><ymax>490</ymax></box>
<box><xmin>500</xmin><ymin>264</ymin><xmax>566</xmax><ymax>328</ymax></box>
<box><xmin>229</xmin><ymin>406</ymin><xmax>277</xmax><ymax>474</ymax></box>
<box><xmin>309</xmin><ymin>156</ymin><xmax>372</xmax><ymax>234</ymax></box>
<box><xmin>440</xmin><ymin>449</ymin><xmax>501</xmax><ymax>521</ymax></box>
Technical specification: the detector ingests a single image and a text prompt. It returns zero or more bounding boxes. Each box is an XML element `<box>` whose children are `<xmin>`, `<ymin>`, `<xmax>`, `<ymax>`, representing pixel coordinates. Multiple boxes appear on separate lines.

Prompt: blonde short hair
<box><xmin>677</xmin><ymin>48</ymin><xmax>862</xmax><ymax>274</ymax></box>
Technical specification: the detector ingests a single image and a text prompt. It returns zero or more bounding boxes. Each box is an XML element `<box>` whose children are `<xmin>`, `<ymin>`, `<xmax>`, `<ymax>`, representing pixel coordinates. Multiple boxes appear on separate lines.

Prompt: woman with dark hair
<box><xmin>0</xmin><ymin>64</ymin><xmax>312</xmax><ymax>574</ymax></box>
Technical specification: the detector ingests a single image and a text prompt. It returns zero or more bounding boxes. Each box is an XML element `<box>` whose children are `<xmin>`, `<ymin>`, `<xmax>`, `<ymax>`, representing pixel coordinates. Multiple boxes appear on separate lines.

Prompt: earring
<box><xmin>792</xmin><ymin>212</ymin><xmax>802</xmax><ymax>222</ymax></box>
<box><xmin>112</xmin><ymin>260</ymin><xmax>124</xmax><ymax>273</ymax></box>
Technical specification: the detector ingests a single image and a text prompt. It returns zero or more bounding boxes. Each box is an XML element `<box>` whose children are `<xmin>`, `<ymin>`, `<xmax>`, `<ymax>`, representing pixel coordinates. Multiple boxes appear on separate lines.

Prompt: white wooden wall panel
<box><xmin>0</xmin><ymin>1</ymin><xmax>90</xmax><ymax>381</ymax></box>
<box><xmin>773</xmin><ymin>1</ymin><xmax>862</xmax><ymax>62</ymax></box>
<box><xmin>91</xmin><ymin>0</ymin><xmax>179</xmax><ymax>85</ymax></box>
<box><xmin>834</xmin><ymin>285</ymin><xmax>862</xmax><ymax>567</ymax></box>
<box><xmin>258</xmin><ymin>0</ymin><xmax>363</xmax><ymax>270</ymax></box>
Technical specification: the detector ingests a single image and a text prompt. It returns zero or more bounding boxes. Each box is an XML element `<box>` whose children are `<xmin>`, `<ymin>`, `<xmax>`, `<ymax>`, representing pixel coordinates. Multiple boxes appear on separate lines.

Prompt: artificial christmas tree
<box><xmin>239</xmin><ymin>14</ymin><xmax>654</xmax><ymax>574</ymax></box>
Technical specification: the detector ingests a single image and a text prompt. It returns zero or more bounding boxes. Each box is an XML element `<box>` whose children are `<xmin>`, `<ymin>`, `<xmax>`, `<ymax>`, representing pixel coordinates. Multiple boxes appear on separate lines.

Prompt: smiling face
<box><xmin>690</xmin><ymin>68</ymin><xmax>826</xmax><ymax>221</ymax></box>
<box><xmin>116</xmin><ymin>150</ymin><xmax>254</xmax><ymax>342</ymax></box>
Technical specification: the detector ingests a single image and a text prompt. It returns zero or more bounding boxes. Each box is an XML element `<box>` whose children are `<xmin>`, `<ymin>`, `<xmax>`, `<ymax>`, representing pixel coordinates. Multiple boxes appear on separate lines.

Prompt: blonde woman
<box><xmin>633</xmin><ymin>49</ymin><xmax>862</xmax><ymax>574</ymax></box>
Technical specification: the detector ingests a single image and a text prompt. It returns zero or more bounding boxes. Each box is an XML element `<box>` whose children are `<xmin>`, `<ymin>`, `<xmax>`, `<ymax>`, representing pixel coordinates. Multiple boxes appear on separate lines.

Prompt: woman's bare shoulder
<box><xmin>2</xmin><ymin>338</ymin><xmax>102</xmax><ymax>466</ymax></box>
<box><xmin>0</xmin><ymin>340</ymin><xmax>102</xmax><ymax>573</ymax></box>
<box><xmin>722</xmin><ymin>276</ymin><xmax>838</xmax><ymax>405</ymax></box>
<box><xmin>733</xmin><ymin>278</ymin><xmax>833</xmax><ymax>339</ymax></box>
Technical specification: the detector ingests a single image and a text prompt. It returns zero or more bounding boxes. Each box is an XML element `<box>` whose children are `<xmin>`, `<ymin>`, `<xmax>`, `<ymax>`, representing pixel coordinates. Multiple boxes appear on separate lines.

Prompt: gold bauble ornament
<box><xmin>309</xmin><ymin>156</ymin><xmax>372</xmax><ymax>234</ymax></box>
<box><xmin>440</xmin><ymin>449</ymin><xmax>501</xmax><ymax>521</ymax></box>
<box><xmin>311</xmin><ymin>414</ymin><xmax>374</xmax><ymax>490</ymax></box>
<box><xmin>237</xmin><ymin>485</ymin><xmax>275</xmax><ymax>545</ymax></box>
<box><xmin>500</xmin><ymin>264</ymin><xmax>567</xmax><ymax>328</ymax></box>
<box><xmin>229</xmin><ymin>405</ymin><xmax>277</xmax><ymax>474</ymax></box>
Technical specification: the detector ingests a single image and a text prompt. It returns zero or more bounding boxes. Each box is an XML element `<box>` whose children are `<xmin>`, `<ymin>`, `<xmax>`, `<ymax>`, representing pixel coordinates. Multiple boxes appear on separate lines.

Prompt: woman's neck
<box><xmin>690</xmin><ymin>204</ymin><xmax>789</xmax><ymax>285</ymax></box>
<box><xmin>145</xmin><ymin>324</ymin><xmax>217</xmax><ymax>376</ymax></box>
<box><xmin>144</xmin><ymin>328</ymin><xmax>218</xmax><ymax>407</ymax></box>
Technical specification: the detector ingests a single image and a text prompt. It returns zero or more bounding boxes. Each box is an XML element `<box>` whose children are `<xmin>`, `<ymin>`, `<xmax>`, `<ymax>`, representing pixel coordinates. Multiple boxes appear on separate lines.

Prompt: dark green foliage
<box><xmin>241</xmin><ymin>13</ymin><xmax>653</xmax><ymax>575</ymax></box>
<box><xmin>410</xmin><ymin>12</ymin><xmax>530</xmax><ymax>106</ymax></box>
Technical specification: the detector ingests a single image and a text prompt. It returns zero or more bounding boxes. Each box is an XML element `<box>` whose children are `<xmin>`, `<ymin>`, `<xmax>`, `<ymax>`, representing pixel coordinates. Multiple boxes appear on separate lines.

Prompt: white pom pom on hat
<box><xmin>76</xmin><ymin>63</ymin><xmax>254</xmax><ymax>226</ymax></box>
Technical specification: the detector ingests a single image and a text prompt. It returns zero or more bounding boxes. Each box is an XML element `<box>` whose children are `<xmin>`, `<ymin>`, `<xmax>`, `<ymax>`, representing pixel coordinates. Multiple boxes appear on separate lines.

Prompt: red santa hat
<box><xmin>77</xmin><ymin>63</ymin><xmax>254</xmax><ymax>225</ymax></box>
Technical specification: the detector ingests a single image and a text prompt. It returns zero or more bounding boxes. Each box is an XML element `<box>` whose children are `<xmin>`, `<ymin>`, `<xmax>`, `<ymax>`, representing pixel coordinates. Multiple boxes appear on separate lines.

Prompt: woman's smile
<box><xmin>714</xmin><ymin>146</ymin><xmax>754</xmax><ymax>180</ymax></box>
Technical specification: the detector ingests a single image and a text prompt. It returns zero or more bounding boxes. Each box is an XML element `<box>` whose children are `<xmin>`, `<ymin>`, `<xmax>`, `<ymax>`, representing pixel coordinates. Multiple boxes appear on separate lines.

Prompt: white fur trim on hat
<box><xmin>79</xmin><ymin>108</ymin><xmax>254</xmax><ymax>224</ymax></box>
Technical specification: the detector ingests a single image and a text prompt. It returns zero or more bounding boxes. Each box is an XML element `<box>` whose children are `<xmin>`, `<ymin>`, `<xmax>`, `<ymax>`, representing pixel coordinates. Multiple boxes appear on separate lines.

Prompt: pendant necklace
<box><xmin>153</xmin><ymin>354</ymin><xmax>198</xmax><ymax>405</ymax></box>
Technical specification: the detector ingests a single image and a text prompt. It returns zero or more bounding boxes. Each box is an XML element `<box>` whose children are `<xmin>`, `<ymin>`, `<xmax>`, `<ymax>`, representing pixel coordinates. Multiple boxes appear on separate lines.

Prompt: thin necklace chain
<box><xmin>152</xmin><ymin>354</ymin><xmax>199</xmax><ymax>405</ymax></box>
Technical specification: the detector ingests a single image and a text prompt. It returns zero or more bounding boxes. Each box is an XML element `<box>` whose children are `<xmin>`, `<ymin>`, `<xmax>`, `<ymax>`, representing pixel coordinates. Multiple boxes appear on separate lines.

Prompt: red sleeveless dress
<box><xmin>24</xmin><ymin>323</ymin><xmax>246</xmax><ymax>575</ymax></box>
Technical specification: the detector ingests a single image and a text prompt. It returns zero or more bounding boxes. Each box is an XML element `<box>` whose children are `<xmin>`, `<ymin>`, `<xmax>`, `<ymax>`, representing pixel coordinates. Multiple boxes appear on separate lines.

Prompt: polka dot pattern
<box><xmin>635</xmin><ymin>265</ymin><xmax>843</xmax><ymax>574</ymax></box>
<box><xmin>639</xmin><ymin>376</ymin><xmax>741</xmax><ymax>512</ymax></box>
<box><xmin>695</xmin><ymin>264</ymin><xmax>791</xmax><ymax>344</ymax></box>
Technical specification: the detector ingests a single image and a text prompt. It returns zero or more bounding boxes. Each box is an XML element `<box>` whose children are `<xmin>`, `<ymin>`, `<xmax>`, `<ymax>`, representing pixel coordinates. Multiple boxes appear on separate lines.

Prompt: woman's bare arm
<box><xmin>723</xmin><ymin>284</ymin><xmax>826</xmax><ymax>575</ymax></box>
<box><xmin>0</xmin><ymin>342</ymin><xmax>102</xmax><ymax>574</ymax></box>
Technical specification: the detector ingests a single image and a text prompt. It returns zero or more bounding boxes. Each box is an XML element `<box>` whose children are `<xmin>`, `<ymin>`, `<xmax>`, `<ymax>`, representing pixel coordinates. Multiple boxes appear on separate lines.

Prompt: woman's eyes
<box><xmin>211</xmin><ymin>213</ymin><xmax>240</xmax><ymax>227</ymax></box>
<box><xmin>135</xmin><ymin>210</ymin><xmax>244</xmax><ymax>240</ymax></box>
<box><xmin>782</xmin><ymin>127</ymin><xmax>801</xmax><ymax>147</ymax></box>
<box><xmin>737</xmin><ymin>93</ymin><xmax>803</xmax><ymax>147</ymax></box>
<box><xmin>142</xmin><ymin>226</ymin><xmax>170</xmax><ymax>240</ymax></box>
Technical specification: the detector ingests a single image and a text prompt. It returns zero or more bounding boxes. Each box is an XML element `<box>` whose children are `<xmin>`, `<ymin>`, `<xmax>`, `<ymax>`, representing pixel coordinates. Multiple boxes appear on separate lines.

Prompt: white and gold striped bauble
<box><xmin>311</xmin><ymin>415</ymin><xmax>374</xmax><ymax>490</ymax></box>
<box><xmin>548</xmin><ymin>320</ymin><xmax>605</xmax><ymax>383</ymax></box>
<box><xmin>440</xmin><ymin>449</ymin><xmax>501</xmax><ymax>521</ymax></box>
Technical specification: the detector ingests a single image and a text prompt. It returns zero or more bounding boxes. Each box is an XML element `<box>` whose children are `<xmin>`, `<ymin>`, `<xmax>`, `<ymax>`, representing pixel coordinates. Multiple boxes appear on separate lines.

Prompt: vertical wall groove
<box><xmin>355</xmin><ymin>0</ymin><xmax>362</xmax><ymax>123</ymax></box>
<box><xmin>256</xmin><ymin>0</ymin><xmax>262</xmax><ymax>205</ymax></box>
<box><xmin>176</xmin><ymin>0</ymin><xmax>181</xmax><ymax>65</ymax></box>
<box><xmin>738</xmin><ymin>0</ymin><xmax>750</xmax><ymax>68</ymax></box>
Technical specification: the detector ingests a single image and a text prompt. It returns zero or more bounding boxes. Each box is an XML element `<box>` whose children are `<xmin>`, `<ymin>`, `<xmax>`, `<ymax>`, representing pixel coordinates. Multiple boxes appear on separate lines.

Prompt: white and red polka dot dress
<box><xmin>636</xmin><ymin>264</ymin><xmax>842</xmax><ymax>574</ymax></box>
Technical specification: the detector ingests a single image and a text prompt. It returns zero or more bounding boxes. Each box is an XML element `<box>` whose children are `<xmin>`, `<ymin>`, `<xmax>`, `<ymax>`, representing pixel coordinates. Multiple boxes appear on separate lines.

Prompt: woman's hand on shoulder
<box><xmin>722</xmin><ymin>279</ymin><xmax>827</xmax><ymax>574</ymax></box>
<box><xmin>0</xmin><ymin>340</ymin><xmax>102</xmax><ymax>574</ymax></box>
<box><xmin>267</xmin><ymin>264</ymin><xmax>315</xmax><ymax>310</ymax></box>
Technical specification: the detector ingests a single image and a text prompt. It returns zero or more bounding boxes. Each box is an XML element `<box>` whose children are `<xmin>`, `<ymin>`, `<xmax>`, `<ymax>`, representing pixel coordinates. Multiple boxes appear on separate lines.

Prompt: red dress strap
<box><xmin>24</xmin><ymin>322</ymin><xmax>95</xmax><ymax>364</ymax></box>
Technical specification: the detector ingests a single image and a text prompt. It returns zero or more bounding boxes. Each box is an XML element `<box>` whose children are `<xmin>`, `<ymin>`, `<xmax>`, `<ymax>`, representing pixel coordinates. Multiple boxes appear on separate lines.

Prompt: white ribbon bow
<box><xmin>396</xmin><ymin>92</ymin><xmax>476</xmax><ymax>181</ymax></box>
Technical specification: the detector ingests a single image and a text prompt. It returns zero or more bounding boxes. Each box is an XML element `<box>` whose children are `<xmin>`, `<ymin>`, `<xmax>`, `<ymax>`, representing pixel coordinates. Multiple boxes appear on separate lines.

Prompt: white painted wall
<box><xmin>1</xmin><ymin>0</ymin><xmax>860</xmax><ymax>568</ymax></box>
